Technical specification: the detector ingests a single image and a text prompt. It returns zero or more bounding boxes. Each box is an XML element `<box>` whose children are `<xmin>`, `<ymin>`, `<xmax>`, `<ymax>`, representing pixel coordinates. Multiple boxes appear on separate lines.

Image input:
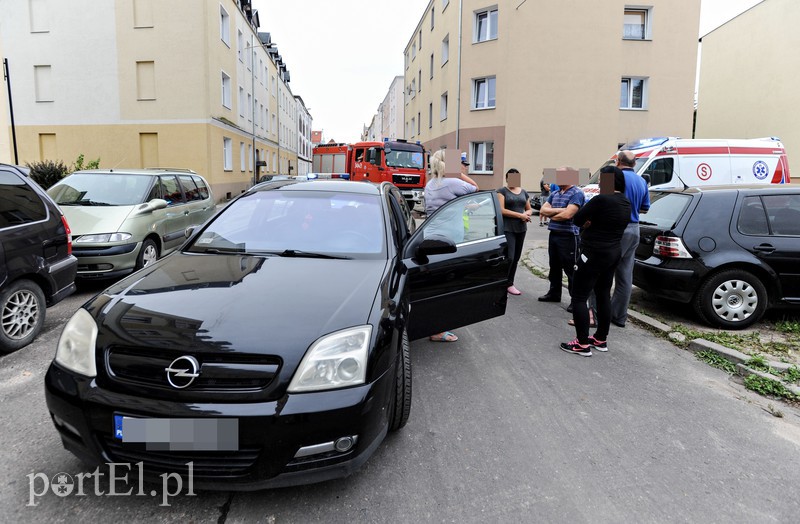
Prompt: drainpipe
<box><xmin>456</xmin><ymin>0</ymin><xmax>463</xmax><ymax>150</ymax></box>
<box><xmin>3</xmin><ymin>58</ymin><xmax>18</xmax><ymax>164</ymax></box>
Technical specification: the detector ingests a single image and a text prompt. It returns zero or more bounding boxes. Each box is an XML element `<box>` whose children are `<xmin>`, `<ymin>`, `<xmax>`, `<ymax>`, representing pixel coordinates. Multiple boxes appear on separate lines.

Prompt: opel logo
<box><xmin>165</xmin><ymin>356</ymin><xmax>201</xmax><ymax>389</ymax></box>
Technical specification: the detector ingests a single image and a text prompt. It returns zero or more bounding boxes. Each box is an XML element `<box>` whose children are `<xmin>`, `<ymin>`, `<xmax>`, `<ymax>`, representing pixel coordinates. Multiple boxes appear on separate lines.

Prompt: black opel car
<box><xmin>633</xmin><ymin>184</ymin><xmax>800</xmax><ymax>329</ymax></box>
<box><xmin>1</xmin><ymin>164</ymin><xmax>77</xmax><ymax>353</ymax></box>
<box><xmin>45</xmin><ymin>180</ymin><xmax>509</xmax><ymax>489</ymax></box>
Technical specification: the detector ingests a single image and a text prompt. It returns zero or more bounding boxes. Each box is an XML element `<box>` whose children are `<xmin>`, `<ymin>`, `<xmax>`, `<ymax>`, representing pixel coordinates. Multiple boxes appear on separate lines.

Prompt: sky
<box><xmin>253</xmin><ymin>0</ymin><xmax>763</xmax><ymax>144</ymax></box>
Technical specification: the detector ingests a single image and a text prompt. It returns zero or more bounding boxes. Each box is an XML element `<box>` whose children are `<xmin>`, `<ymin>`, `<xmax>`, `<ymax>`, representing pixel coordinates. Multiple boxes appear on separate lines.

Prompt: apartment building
<box><xmin>362</xmin><ymin>76</ymin><xmax>404</xmax><ymax>142</ymax></box>
<box><xmin>696</xmin><ymin>0</ymin><xmax>798</xmax><ymax>179</ymax></box>
<box><xmin>295</xmin><ymin>95</ymin><xmax>312</xmax><ymax>176</ymax></box>
<box><xmin>0</xmin><ymin>0</ymin><xmax>306</xmax><ymax>199</ymax></box>
<box><xmin>404</xmin><ymin>0</ymin><xmax>700</xmax><ymax>189</ymax></box>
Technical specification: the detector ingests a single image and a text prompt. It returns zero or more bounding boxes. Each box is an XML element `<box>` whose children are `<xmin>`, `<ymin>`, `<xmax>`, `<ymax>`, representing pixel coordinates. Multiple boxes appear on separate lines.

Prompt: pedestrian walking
<box><xmin>424</xmin><ymin>149</ymin><xmax>479</xmax><ymax>342</ymax></box>
<box><xmin>560</xmin><ymin>166</ymin><xmax>631</xmax><ymax>356</ymax></box>
<box><xmin>497</xmin><ymin>168</ymin><xmax>532</xmax><ymax>296</ymax></box>
<box><xmin>609</xmin><ymin>150</ymin><xmax>650</xmax><ymax>327</ymax></box>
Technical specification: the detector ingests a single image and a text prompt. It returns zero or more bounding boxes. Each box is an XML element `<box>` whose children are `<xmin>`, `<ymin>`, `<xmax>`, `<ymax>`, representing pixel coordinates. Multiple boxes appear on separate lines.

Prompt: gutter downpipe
<box><xmin>456</xmin><ymin>0</ymin><xmax>463</xmax><ymax>150</ymax></box>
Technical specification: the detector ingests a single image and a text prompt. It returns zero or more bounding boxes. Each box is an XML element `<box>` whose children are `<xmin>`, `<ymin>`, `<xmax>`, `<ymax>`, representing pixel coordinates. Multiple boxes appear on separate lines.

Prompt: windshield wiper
<box><xmin>277</xmin><ymin>249</ymin><xmax>350</xmax><ymax>260</ymax></box>
<box><xmin>60</xmin><ymin>199</ymin><xmax>112</xmax><ymax>206</ymax></box>
<box><xmin>192</xmin><ymin>246</ymin><xmax>247</xmax><ymax>254</ymax></box>
<box><xmin>638</xmin><ymin>221</ymin><xmax>659</xmax><ymax>226</ymax></box>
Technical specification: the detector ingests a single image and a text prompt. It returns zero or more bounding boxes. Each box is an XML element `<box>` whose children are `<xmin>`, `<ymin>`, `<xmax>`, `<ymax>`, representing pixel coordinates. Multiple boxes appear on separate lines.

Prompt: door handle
<box><xmin>486</xmin><ymin>255</ymin><xmax>506</xmax><ymax>266</ymax></box>
<box><xmin>753</xmin><ymin>244</ymin><xmax>775</xmax><ymax>254</ymax></box>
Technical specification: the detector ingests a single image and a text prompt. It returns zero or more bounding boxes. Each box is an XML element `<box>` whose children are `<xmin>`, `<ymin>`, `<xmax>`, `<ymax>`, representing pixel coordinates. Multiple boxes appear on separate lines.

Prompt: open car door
<box><xmin>403</xmin><ymin>191</ymin><xmax>509</xmax><ymax>340</ymax></box>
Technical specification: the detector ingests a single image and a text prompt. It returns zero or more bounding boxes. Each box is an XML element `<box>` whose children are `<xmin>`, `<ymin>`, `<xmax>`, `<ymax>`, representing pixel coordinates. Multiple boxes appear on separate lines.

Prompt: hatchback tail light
<box><xmin>61</xmin><ymin>215</ymin><xmax>73</xmax><ymax>255</ymax></box>
<box><xmin>654</xmin><ymin>235</ymin><xmax>691</xmax><ymax>258</ymax></box>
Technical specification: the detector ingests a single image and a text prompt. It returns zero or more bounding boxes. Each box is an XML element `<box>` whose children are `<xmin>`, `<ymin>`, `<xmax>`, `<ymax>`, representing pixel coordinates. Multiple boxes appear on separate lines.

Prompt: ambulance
<box><xmin>582</xmin><ymin>136</ymin><xmax>791</xmax><ymax>199</ymax></box>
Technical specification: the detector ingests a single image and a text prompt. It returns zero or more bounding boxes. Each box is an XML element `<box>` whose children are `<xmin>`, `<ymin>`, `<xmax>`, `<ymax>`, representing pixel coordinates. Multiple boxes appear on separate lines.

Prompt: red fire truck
<box><xmin>312</xmin><ymin>139</ymin><xmax>428</xmax><ymax>207</ymax></box>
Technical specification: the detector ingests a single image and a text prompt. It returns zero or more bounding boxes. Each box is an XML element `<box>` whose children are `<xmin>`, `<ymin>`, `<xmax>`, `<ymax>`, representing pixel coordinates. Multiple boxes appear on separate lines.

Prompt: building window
<box><xmin>223</xmin><ymin>137</ymin><xmax>232</xmax><ymax>171</ymax></box>
<box><xmin>219</xmin><ymin>5</ymin><xmax>230</xmax><ymax>46</ymax></box>
<box><xmin>429</xmin><ymin>103</ymin><xmax>433</xmax><ymax>128</ymax></box>
<box><xmin>237</xmin><ymin>31</ymin><xmax>243</xmax><ymax>61</ymax></box>
<box><xmin>472</xmin><ymin>76</ymin><xmax>496</xmax><ymax>109</ymax></box>
<box><xmin>135</xmin><ymin>61</ymin><xmax>155</xmax><ymax>100</ymax></box>
<box><xmin>443</xmin><ymin>0</ymin><xmax>449</xmax><ymax>10</ymax></box>
<box><xmin>440</xmin><ymin>92</ymin><xmax>448</xmax><ymax>120</ymax></box>
<box><xmin>419</xmin><ymin>29</ymin><xmax>422</xmax><ymax>51</ymax></box>
<box><xmin>133</xmin><ymin>0</ymin><xmax>154</xmax><ymax>29</ymax></box>
<box><xmin>247</xmin><ymin>93</ymin><xmax>252</xmax><ymax>120</ymax></box>
<box><xmin>240</xmin><ymin>142</ymin><xmax>245</xmax><ymax>172</ymax></box>
<box><xmin>441</xmin><ymin>35</ymin><xmax>449</xmax><ymax>65</ymax></box>
<box><xmin>620</xmin><ymin>77</ymin><xmax>647</xmax><ymax>109</ymax></box>
<box><xmin>418</xmin><ymin>70</ymin><xmax>422</xmax><ymax>93</ymax></box>
<box><xmin>430</xmin><ymin>53</ymin><xmax>434</xmax><ymax>79</ymax></box>
<box><xmin>410</xmin><ymin>117</ymin><xmax>415</xmax><ymax>137</ymax></box>
<box><xmin>248</xmin><ymin>144</ymin><xmax>253</xmax><ymax>171</ymax></box>
<box><xmin>411</xmin><ymin>78</ymin><xmax>416</xmax><ymax>99</ymax></box>
<box><xmin>405</xmin><ymin>52</ymin><xmax>409</xmax><ymax>70</ymax></box>
<box><xmin>417</xmin><ymin>112</ymin><xmax>421</xmax><ymax>135</ymax></box>
<box><xmin>412</xmin><ymin>42</ymin><xmax>417</xmax><ymax>60</ymax></box>
<box><xmin>623</xmin><ymin>8</ymin><xmax>651</xmax><ymax>40</ymax></box>
<box><xmin>238</xmin><ymin>87</ymin><xmax>244</xmax><ymax>116</ymax></box>
<box><xmin>30</xmin><ymin>0</ymin><xmax>49</xmax><ymax>32</ymax></box>
<box><xmin>475</xmin><ymin>8</ymin><xmax>498</xmax><ymax>43</ymax></box>
<box><xmin>33</xmin><ymin>65</ymin><xmax>53</xmax><ymax>102</ymax></box>
<box><xmin>221</xmin><ymin>71</ymin><xmax>231</xmax><ymax>108</ymax></box>
<box><xmin>470</xmin><ymin>141</ymin><xmax>494</xmax><ymax>173</ymax></box>
<box><xmin>431</xmin><ymin>6</ymin><xmax>435</xmax><ymax>29</ymax></box>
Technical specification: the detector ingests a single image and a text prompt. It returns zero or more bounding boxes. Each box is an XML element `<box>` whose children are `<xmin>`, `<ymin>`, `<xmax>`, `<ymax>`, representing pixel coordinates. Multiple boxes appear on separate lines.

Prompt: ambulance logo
<box><xmin>697</xmin><ymin>163</ymin><xmax>712</xmax><ymax>181</ymax></box>
<box><xmin>753</xmin><ymin>161</ymin><xmax>769</xmax><ymax>180</ymax></box>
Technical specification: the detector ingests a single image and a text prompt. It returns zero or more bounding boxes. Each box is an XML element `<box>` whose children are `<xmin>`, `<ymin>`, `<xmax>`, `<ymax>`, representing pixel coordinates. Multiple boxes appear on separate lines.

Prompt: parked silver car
<box><xmin>47</xmin><ymin>169</ymin><xmax>215</xmax><ymax>279</ymax></box>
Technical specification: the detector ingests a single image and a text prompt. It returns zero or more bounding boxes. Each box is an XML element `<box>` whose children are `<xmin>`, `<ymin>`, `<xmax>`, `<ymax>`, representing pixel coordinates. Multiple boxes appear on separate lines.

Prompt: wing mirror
<box><xmin>414</xmin><ymin>234</ymin><xmax>456</xmax><ymax>264</ymax></box>
<box><xmin>133</xmin><ymin>198</ymin><xmax>168</xmax><ymax>215</ymax></box>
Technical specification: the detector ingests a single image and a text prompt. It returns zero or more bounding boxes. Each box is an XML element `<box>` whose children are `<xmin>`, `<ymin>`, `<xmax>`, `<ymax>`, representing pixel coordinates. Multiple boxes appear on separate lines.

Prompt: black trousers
<box><xmin>570</xmin><ymin>246</ymin><xmax>621</xmax><ymax>344</ymax></box>
<box><xmin>504</xmin><ymin>230</ymin><xmax>527</xmax><ymax>285</ymax></box>
<box><xmin>547</xmin><ymin>232</ymin><xmax>579</xmax><ymax>298</ymax></box>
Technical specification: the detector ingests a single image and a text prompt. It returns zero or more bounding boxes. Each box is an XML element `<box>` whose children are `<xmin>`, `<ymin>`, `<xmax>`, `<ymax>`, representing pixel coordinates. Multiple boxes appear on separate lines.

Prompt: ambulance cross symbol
<box><xmin>753</xmin><ymin>161</ymin><xmax>769</xmax><ymax>180</ymax></box>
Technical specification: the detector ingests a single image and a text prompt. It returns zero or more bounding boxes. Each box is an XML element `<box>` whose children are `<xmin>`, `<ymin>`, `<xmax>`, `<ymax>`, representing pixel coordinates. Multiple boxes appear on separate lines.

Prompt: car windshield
<box><xmin>587</xmin><ymin>158</ymin><xmax>648</xmax><ymax>184</ymax></box>
<box><xmin>641</xmin><ymin>192</ymin><xmax>692</xmax><ymax>229</ymax></box>
<box><xmin>187</xmin><ymin>190</ymin><xmax>386</xmax><ymax>258</ymax></box>
<box><xmin>48</xmin><ymin>174</ymin><xmax>153</xmax><ymax>206</ymax></box>
<box><xmin>385</xmin><ymin>149</ymin><xmax>424</xmax><ymax>169</ymax></box>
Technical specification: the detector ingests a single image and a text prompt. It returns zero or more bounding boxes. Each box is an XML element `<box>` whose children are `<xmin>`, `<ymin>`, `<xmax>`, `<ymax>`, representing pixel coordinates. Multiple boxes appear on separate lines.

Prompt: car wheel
<box><xmin>694</xmin><ymin>269</ymin><xmax>768</xmax><ymax>329</ymax></box>
<box><xmin>136</xmin><ymin>238</ymin><xmax>159</xmax><ymax>270</ymax></box>
<box><xmin>388</xmin><ymin>329</ymin><xmax>412</xmax><ymax>432</ymax></box>
<box><xmin>0</xmin><ymin>279</ymin><xmax>46</xmax><ymax>353</ymax></box>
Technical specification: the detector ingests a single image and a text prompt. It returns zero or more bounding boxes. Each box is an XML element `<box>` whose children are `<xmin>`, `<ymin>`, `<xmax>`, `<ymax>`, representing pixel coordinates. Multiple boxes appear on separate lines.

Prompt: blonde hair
<box><xmin>429</xmin><ymin>149</ymin><xmax>446</xmax><ymax>180</ymax></box>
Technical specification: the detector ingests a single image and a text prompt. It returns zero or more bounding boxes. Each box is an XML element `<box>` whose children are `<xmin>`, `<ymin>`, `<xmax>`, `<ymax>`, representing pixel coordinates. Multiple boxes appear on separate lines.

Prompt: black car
<box><xmin>45</xmin><ymin>180</ymin><xmax>509</xmax><ymax>489</ymax></box>
<box><xmin>633</xmin><ymin>184</ymin><xmax>800</xmax><ymax>329</ymax></box>
<box><xmin>0</xmin><ymin>164</ymin><xmax>77</xmax><ymax>353</ymax></box>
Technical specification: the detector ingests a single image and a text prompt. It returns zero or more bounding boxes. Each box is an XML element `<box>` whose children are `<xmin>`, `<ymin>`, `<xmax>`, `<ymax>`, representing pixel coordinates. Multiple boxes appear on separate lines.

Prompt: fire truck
<box><xmin>312</xmin><ymin>139</ymin><xmax>428</xmax><ymax>207</ymax></box>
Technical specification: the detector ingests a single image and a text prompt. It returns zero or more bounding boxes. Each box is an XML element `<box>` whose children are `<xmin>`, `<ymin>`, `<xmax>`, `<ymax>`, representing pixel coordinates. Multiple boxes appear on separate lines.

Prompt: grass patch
<box><xmin>775</xmin><ymin>320</ymin><xmax>800</xmax><ymax>335</ymax></box>
<box><xmin>696</xmin><ymin>351</ymin><xmax>737</xmax><ymax>374</ymax></box>
<box><xmin>746</xmin><ymin>355</ymin><xmax>773</xmax><ymax>374</ymax></box>
<box><xmin>744</xmin><ymin>374</ymin><xmax>798</xmax><ymax>401</ymax></box>
<box><xmin>783</xmin><ymin>366</ymin><xmax>800</xmax><ymax>385</ymax></box>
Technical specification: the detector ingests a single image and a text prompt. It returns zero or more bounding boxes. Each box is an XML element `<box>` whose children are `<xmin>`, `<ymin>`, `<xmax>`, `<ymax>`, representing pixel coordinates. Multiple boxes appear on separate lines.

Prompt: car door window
<box><xmin>145</xmin><ymin>178</ymin><xmax>163</xmax><ymax>202</ymax></box>
<box><xmin>178</xmin><ymin>175</ymin><xmax>202</xmax><ymax>201</ymax></box>
<box><xmin>0</xmin><ymin>170</ymin><xmax>47</xmax><ymax>228</ymax></box>
<box><xmin>193</xmin><ymin>176</ymin><xmax>210</xmax><ymax>200</ymax></box>
<box><xmin>160</xmin><ymin>175</ymin><xmax>186</xmax><ymax>206</ymax></box>
<box><xmin>422</xmin><ymin>191</ymin><xmax>499</xmax><ymax>244</ymax></box>
<box><xmin>737</xmin><ymin>196</ymin><xmax>769</xmax><ymax>236</ymax></box>
<box><xmin>763</xmin><ymin>194</ymin><xmax>800</xmax><ymax>236</ymax></box>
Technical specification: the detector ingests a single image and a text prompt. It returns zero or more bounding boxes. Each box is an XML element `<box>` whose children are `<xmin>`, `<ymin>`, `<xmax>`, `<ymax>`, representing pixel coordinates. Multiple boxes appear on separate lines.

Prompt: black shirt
<box><xmin>573</xmin><ymin>193</ymin><xmax>631</xmax><ymax>250</ymax></box>
<box><xmin>497</xmin><ymin>187</ymin><xmax>530</xmax><ymax>233</ymax></box>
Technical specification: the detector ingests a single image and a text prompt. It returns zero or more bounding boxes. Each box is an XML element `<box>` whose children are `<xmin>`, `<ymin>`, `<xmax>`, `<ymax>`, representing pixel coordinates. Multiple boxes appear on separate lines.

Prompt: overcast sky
<box><xmin>252</xmin><ymin>0</ymin><xmax>763</xmax><ymax>143</ymax></box>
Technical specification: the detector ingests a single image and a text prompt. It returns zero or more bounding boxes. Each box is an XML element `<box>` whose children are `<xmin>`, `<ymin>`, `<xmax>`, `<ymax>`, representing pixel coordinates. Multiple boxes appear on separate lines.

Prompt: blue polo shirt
<box><xmin>621</xmin><ymin>168</ymin><xmax>650</xmax><ymax>223</ymax></box>
<box><xmin>547</xmin><ymin>185</ymin><xmax>585</xmax><ymax>235</ymax></box>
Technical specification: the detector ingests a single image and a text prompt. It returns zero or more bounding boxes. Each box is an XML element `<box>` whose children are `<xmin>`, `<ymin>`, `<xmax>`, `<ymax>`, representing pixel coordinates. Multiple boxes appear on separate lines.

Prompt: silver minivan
<box><xmin>47</xmin><ymin>169</ymin><xmax>215</xmax><ymax>279</ymax></box>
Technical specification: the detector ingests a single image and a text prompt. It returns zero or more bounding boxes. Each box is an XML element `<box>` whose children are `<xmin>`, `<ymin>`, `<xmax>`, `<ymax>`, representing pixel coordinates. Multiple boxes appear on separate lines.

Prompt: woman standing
<box><xmin>539</xmin><ymin>178</ymin><xmax>551</xmax><ymax>226</ymax></box>
<box><xmin>497</xmin><ymin>168</ymin><xmax>532</xmax><ymax>295</ymax></box>
<box><xmin>424</xmin><ymin>149</ymin><xmax>479</xmax><ymax>342</ymax></box>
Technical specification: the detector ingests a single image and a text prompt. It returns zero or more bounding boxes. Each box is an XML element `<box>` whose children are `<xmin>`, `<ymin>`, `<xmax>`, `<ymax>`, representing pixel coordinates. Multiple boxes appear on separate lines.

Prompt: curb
<box><xmin>524</xmin><ymin>248</ymin><xmax>800</xmax><ymax>395</ymax></box>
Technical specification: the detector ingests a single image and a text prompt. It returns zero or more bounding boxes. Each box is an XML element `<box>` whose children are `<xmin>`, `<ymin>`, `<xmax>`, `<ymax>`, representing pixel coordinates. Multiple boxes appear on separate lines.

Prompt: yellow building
<box><xmin>696</xmin><ymin>0</ymin><xmax>799</xmax><ymax>180</ymax></box>
<box><xmin>0</xmin><ymin>0</ymin><xmax>305</xmax><ymax>200</ymax></box>
<box><xmin>404</xmin><ymin>0</ymin><xmax>701</xmax><ymax>189</ymax></box>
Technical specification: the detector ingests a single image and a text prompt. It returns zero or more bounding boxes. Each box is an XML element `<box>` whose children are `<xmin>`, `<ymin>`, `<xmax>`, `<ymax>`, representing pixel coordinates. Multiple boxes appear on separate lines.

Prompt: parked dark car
<box><xmin>0</xmin><ymin>164</ymin><xmax>77</xmax><ymax>353</ymax></box>
<box><xmin>633</xmin><ymin>185</ymin><xmax>800</xmax><ymax>329</ymax></box>
<box><xmin>45</xmin><ymin>180</ymin><xmax>509</xmax><ymax>489</ymax></box>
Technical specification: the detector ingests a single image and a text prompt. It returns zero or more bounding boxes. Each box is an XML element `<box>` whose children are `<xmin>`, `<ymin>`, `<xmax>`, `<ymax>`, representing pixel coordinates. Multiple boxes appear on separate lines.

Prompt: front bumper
<box><xmin>45</xmin><ymin>362</ymin><xmax>392</xmax><ymax>490</ymax></box>
<box><xmin>399</xmin><ymin>189</ymin><xmax>424</xmax><ymax>204</ymax></box>
<box><xmin>633</xmin><ymin>256</ymin><xmax>703</xmax><ymax>303</ymax></box>
<box><xmin>72</xmin><ymin>242</ymin><xmax>140</xmax><ymax>278</ymax></box>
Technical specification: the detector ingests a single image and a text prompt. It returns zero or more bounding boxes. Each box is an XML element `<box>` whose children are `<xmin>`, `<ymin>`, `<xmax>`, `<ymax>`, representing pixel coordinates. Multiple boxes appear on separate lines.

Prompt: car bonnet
<box><xmin>59</xmin><ymin>205</ymin><xmax>138</xmax><ymax>236</ymax></box>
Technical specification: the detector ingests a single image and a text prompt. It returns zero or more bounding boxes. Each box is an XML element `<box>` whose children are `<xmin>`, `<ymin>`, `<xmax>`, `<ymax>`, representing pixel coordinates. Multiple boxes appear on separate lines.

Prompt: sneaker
<box><xmin>560</xmin><ymin>339</ymin><xmax>592</xmax><ymax>357</ymax></box>
<box><xmin>507</xmin><ymin>285</ymin><xmax>522</xmax><ymax>295</ymax></box>
<box><xmin>588</xmin><ymin>336</ymin><xmax>608</xmax><ymax>352</ymax></box>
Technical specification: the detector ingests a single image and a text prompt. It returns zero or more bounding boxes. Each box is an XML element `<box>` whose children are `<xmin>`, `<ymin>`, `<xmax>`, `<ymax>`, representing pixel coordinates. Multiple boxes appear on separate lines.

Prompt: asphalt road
<box><xmin>2</xmin><ymin>249</ymin><xmax>800</xmax><ymax>523</ymax></box>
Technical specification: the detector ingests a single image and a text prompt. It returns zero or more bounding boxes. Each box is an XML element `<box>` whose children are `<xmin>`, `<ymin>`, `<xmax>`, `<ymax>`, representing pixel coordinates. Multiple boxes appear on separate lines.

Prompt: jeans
<box><xmin>610</xmin><ymin>222</ymin><xmax>640</xmax><ymax>325</ymax></box>
<box><xmin>571</xmin><ymin>246</ymin><xmax>621</xmax><ymax>344</ymax></box>
<box><xmin>547</xmin><ymin>232</ymin><xmax>579</xmax><ymax>298</ymax></box>
<box><xmin>504</xmin><ymin>230</ymin><xmax>527</xmax><ymax>285</ymax></box>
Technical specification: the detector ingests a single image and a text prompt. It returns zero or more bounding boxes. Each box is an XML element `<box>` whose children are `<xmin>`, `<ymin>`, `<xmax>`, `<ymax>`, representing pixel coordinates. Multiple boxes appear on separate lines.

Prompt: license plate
<box><xmin>113</xmin><ymin>414</ymin><xmax>239</xmax><ymax>451</ymax></box>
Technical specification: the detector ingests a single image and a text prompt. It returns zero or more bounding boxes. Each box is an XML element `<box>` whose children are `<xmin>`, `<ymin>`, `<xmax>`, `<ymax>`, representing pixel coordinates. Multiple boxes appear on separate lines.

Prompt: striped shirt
<box><xmin>547</xmin><ymin>185</ymin><xmax>585</xmax><ymax>235</ymax></box>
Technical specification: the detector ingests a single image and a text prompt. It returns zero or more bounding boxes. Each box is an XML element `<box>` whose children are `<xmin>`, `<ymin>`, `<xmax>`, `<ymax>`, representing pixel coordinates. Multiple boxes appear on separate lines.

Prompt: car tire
<box><xmin>388</xmin><ymin>329</ymin><xmax>412</xmax><ymax>432</ymax></box>
<box><xmin>136</xmin><ymin>238</ymin><xmax>159</xmax><ymax>270</ymax></box>
<box><xmin>0</xmin><ymin>279</ymin><xmax>46</xmax><ymax>354</ymax></box>
<box><xmin>694</xmin><ymin>269</ymin><xmax>768</xmax><ymax>330</ymax></box>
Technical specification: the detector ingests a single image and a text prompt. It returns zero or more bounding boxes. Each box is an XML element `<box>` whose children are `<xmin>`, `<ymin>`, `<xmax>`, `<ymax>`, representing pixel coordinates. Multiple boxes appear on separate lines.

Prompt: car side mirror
<box><xmin>148</xmin><ymin>198</ymin><xmax>168</xmax><ymax>211</ymax></box>
<box><xmin>415</xmin><ymin>235</ymin><xmax>456</xmax><ymax>264</ymax></box>
<box><xmin>185</xmin><ymin>225</ymin><xmax>197</xmax><ymax>238</ymax></box>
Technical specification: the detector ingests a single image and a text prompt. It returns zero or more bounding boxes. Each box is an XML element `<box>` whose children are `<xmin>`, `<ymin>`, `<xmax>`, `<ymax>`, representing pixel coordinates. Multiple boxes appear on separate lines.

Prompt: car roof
<box><xmin>250</xmin><ymin>179</ymin><xmax>381</xmax><ymax>195</ymax></box>
<box><xmin>652</xmin><ymin>184</ymin><xmax>800</xmax><ymax>195</ymax></box>
<box><xmin>70</xmin><ymin>169</ymin><xmax>198</xmax><ymax>176</ymax></box>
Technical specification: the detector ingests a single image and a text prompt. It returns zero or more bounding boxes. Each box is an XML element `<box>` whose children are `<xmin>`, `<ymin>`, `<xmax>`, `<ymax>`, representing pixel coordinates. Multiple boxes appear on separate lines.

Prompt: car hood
<box><xmin>92</xmin><ymin>252</ymin><xmax>388</xmax><ymax>359</ymax></box>
<box><xmin>59</xmin><ymin>205</ymin><xmax>136</xmax><ymax>235</ymax></box>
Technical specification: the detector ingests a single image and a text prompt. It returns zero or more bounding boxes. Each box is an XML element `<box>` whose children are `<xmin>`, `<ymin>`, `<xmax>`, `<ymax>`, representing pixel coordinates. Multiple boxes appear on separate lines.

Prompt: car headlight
<box><xmin>288</xmin><ymin>326</ymin><xmax>372</xmax><ymax>393</ymax></box>
<box><xmin>54</xmin><ymin>308</ymin><xmax>98</xmax><ymax>377</ymax></box>
<box><xmin>75</xmin><ymin>233</ymin><xmax>132</xmax><ymax>243</ymax></box>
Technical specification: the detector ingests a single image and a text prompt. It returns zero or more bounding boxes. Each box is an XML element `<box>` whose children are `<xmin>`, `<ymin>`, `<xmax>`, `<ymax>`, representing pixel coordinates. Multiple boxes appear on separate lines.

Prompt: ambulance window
<box><xmin>643</xmin><ymin>158</ymin><xmax>673</xmax><ymax>186</ymax></box>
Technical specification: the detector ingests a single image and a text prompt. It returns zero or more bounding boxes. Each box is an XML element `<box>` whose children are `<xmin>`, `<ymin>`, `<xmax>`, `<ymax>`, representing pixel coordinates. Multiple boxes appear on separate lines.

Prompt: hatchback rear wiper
<box><xmin>277</xmin><ymin>249</ymin><xmax>350</xmax><ymax>260</ymax></box>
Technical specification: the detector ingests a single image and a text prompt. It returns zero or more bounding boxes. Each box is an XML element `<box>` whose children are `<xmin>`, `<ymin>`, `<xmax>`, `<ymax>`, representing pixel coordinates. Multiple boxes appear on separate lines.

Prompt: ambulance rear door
<box><xmin>676</xmin><ymin>139</ymin><xmax>732</xmax><ymax>187</ymax></box>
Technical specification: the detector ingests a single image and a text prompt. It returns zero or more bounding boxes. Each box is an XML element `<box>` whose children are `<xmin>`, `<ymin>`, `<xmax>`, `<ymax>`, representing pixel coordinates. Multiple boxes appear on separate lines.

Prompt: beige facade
<box><xmin>404</xmin><ymin>0</ymin><xmax>700</xmax><ymax>190</ymax></box>
<box><xmin>696</xmin><ymin>0</ymin><xmax>799</xmax><ymax>180</ymax></box>
<box><xmin>0</xmin><ymin>0</ymin><xmax>304</xmax><ymax>200</ymax></box>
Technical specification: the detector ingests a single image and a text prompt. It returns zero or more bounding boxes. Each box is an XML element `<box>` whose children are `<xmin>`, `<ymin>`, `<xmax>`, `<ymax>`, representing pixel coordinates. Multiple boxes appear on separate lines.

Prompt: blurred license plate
<box><xmin>113</xmin><ymin>414</ymin><xmax>238</xmax><ymax>451</ymax></box>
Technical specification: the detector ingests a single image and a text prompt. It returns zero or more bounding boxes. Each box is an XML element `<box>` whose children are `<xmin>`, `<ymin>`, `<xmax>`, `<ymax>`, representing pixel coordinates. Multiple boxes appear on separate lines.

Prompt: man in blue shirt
<box><xmin>610</xmin><ymin>150</ymin><xmax>650</xmax><ymax>327</ymax></box>
<box><xmin>538</xmin><ymin>168</ymin><xmax>585</xmax><ymax>303</ymax></box>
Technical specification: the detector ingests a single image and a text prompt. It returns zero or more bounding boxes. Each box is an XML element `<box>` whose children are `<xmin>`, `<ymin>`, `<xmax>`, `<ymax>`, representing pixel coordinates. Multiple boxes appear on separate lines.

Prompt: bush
<box><xmin>72</xmin><ymin>153</ymin><xmax>100</xmax><ymax>171</ymax></box>
<box><xmin>26</xmin><ymin>160</ymin><xmax>70</xmax><ymax>190</ymax></box>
